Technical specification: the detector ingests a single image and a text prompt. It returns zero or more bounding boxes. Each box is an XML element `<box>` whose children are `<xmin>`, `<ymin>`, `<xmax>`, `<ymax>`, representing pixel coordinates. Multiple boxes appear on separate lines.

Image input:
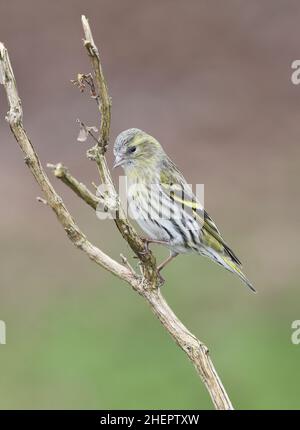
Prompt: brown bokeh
<box><xmin>1</xmin><ymin>0</ymin><xmax>299</xmax><ymax>284</ymax></box>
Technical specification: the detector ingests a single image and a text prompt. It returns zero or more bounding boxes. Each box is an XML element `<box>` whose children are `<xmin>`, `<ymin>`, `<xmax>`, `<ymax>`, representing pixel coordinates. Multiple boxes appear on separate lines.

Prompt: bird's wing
<box><xmin>160</xmin><ymin>158</ymin><xmax>242</xmax><ymax>265</ymax></box>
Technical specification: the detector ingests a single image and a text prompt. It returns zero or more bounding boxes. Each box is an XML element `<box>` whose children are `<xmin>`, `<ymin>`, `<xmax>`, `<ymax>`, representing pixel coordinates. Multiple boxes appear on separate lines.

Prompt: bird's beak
<box><xmin>113</xmin><ymin>156</ymin><xmax>125</xmax><ymax>169</ymax></box>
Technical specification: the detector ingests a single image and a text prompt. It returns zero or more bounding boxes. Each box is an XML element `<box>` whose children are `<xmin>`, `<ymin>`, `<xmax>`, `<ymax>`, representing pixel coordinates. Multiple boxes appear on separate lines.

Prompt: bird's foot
<box><xmin>136</xmin><ymin>237</ymin><xmax>167</xmax><ymax>256</ymax></box>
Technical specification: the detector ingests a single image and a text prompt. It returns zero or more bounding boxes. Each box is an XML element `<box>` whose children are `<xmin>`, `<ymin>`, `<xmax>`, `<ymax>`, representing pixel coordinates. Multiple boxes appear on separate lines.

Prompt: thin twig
<box><xmin>81</xmin><ymin>16</ymin><xmax>111</xmax><ymax>149</ymax></box>
<box><xmin>91</xmin><ymin>182</ymin><xmax>98</xmax><ymax>191</ymax></box>
<box><xmin>47</xmin><ymin>162</ymin><xmax>100</xmax><ymax>210</ymax></box>
<box><xmin>71</xmin><ymin>73</ymin><xmax>100</xmax><ymax>107</ymax></box>
<box><xmin>76</xmin><ymin>118</ymin><xmax>99</xmax><ymax>145</ymax></box>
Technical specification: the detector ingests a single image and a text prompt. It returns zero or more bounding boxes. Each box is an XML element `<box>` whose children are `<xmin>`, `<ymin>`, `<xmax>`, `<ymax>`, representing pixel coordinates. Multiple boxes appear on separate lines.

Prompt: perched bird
<box><xmin>113</xmin><ymin>128</ymin><xmax>255</xmax><ymax>292</ymax></box>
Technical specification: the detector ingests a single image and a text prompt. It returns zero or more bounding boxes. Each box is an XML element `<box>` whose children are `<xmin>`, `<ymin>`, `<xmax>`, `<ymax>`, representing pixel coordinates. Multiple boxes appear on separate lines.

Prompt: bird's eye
<box><xmin>128</xmin><ymin>146</ymin><xmax>136</xmax><ymax>154</ymax></box>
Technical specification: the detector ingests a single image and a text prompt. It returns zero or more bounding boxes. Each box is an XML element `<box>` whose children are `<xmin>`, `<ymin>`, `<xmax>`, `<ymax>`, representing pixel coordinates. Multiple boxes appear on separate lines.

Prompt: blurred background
<box><xmin>0</xmin><ymin>0</ymin><xmax>299</xmax><ymax>409</ymax></box>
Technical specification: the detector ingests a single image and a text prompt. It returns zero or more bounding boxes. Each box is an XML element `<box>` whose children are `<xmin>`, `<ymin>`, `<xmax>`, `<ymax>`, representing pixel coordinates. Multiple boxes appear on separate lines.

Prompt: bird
<box><xmin>113</xmin><ymin>128</ymin><xmax>255</xmax><ymax>292</ymax></box>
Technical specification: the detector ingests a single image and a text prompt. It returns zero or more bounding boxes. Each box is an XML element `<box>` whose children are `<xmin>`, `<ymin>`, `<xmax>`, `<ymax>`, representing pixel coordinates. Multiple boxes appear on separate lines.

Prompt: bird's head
<box><xmin>113</xmin><ymin>128</ymin><xmax>164</xmax><ymax>172</ymax></box>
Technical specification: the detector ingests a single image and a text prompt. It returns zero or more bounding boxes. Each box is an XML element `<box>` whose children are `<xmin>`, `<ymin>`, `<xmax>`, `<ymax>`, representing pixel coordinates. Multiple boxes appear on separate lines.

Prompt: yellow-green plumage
<box><xmin>113</xmin><ymin>128</ymin><xmax>255</xmax><ymax>292</ymax></box>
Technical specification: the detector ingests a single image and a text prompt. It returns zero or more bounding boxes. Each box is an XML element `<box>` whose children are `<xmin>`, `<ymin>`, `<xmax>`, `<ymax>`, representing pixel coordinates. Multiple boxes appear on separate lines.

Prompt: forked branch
<box><xmin>0</xmin><ymin>17</ymin><xmax>233</xmax><ymax>410</ymax></box>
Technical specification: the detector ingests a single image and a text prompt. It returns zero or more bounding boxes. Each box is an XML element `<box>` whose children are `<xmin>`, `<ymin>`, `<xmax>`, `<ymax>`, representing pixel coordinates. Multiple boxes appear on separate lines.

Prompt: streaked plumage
<box><xmin>114</xmin><ymin>128</ymin><xmax>255</xmax><ymax>292</ymax></box>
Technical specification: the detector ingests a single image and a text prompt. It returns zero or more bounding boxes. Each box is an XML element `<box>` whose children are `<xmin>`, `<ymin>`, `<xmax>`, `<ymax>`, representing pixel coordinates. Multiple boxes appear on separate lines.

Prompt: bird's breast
<box><xmin>126</xmin><ymin>180</ymin><xmax>201</xmax><ymax>251</ymax></box>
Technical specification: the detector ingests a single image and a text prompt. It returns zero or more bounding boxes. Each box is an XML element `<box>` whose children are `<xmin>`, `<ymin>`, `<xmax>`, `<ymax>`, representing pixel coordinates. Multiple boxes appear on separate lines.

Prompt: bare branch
<box><xmin>47</xmin><ymin>162</ymin><xmax>99</xmax><ymax>210</ymax></box>
<box><xmin>81</xmin><ymin>15</ymin><xmax>111</xmax><ymax>149</ymax></box>
<box><xmin>0</xmin><ymin>22</ymin><xmax>234</xmax><ymax>410</ymax></box>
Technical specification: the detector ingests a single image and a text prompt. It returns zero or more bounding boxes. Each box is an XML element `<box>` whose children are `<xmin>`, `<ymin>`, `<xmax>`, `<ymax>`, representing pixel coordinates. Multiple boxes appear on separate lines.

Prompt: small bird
<box><xmin>113</xmin><ymin>128</ymin><xmax>255</xmax><ymax>292</ymax></box>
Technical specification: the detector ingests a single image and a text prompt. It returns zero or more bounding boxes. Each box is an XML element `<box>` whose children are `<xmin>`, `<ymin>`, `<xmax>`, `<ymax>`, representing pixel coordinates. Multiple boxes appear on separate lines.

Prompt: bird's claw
<box><xmin>135</xmin><ymin>238</ymin><xmax>151</xmax><ymax>256</ymax></box>
<box><xmin>157</xmin><ymin>271</ymin><xmax>165</xmax><ymax>287</ymax></box>
<box><xmin>134</xmin><ymin>238</ymin><xmax>166</xmax><ymax>287</ymax></box>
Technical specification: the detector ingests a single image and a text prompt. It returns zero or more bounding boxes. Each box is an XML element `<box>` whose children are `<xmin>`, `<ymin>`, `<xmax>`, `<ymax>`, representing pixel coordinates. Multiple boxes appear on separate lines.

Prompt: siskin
<box><xmin>113</xmin><ymin>128</ymin><xmax>255</xmax><ymax>292</ymax></box>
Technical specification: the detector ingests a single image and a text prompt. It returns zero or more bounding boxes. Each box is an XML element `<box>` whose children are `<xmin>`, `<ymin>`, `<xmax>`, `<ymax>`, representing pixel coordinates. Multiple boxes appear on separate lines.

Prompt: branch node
<box><xmin>24</xmin><ymin>155</ymin><xmax>31</xmax><ymax>166</ymax></box>
<box><xmin>86</xmin><ymin>145</ymin><xmax>99</xmax><ymax>161</ymax></box>
<box><xmin>47</xmin><ymin>162</ymin><xmax>66</xmax><ymax>178</ymax></box>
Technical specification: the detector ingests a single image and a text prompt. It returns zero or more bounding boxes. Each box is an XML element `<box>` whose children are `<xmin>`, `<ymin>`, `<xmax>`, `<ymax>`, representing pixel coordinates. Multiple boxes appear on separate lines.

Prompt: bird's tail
<box><xmin>211</xmin><ymin>252</ymin><xmax>256</xmax><ymax>293</ymax></box>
